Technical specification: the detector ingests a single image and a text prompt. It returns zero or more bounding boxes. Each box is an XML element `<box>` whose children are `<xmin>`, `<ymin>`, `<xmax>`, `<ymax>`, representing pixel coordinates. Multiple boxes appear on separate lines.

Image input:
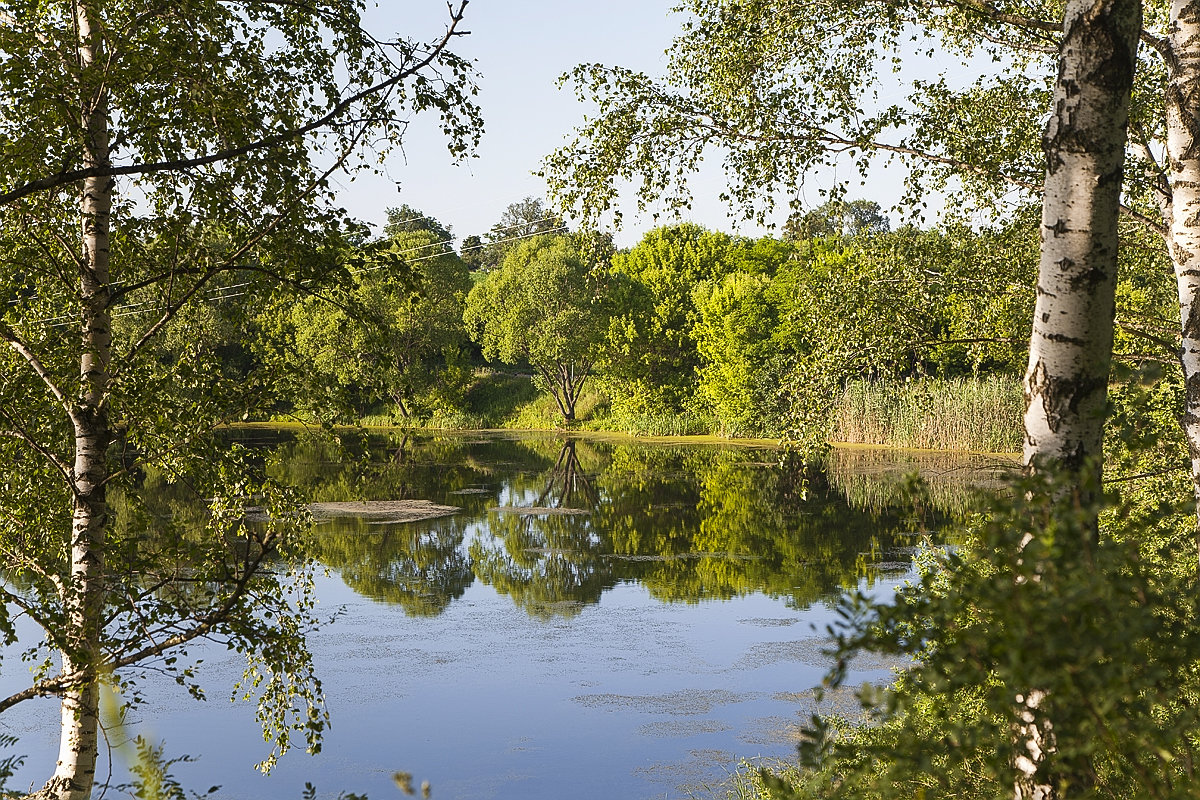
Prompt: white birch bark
<box><xmin>1018</xmin><ymin>0</ymin><xmax>1139</xmax><ymax>796</ymax></box>
<box><xmin>1023</xmin><ymin>0</ymin><xmax>1140</xmax><ymax>478</ymax></box>
<box><xmin>1165</xmin><ymin>0</ymin><xmax>1200</xmax><ymax>562</ymax></box>
<box><xmin>36</xmin><ymin>2</ymin><xmax>112</xmax><ymax>797</ymax></box>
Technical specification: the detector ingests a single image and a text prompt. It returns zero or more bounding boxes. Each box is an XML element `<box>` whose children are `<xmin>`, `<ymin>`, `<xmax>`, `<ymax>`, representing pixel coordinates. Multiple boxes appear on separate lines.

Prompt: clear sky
<box><xmin>328</xmin><ymin>1</ymin><xmax>744</xmax><ymax>246</ymax></box>
<box><xmin>336</xmin><ymin>1</ymin><xmax>913</xmax><ymax>247</ymax></box>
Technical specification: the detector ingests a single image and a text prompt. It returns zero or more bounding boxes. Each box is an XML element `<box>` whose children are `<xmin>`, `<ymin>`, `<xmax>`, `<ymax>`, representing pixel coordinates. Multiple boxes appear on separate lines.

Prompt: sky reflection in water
<box><xmin>2</xmin><ymin>431</ymin><xmax>986</xmax><ymax>799</ymax></box>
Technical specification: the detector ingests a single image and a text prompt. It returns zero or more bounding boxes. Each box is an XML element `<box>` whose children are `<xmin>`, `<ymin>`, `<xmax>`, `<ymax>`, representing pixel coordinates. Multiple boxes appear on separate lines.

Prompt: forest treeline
<box><xmin>174</xmin><ymin>197</ymin><xmax>1175</xmax><ymax>452</ymax></box>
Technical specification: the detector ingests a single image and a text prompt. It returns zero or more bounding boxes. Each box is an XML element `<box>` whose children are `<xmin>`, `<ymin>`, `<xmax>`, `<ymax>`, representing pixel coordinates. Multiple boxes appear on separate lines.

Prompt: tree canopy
<box><xmin>0</xmin><ymin>2</ymin><xmax>482</xmax><ymax>797</ymax></box>
<box><xmin>463</xmin><ymin>234</ymin><xmax>612</xmax><ymax>423</ymax></box>
<box><xmin>269</xmin><ymin>211</ymin><xmax>472</xmax><ymax>421</ymax></box>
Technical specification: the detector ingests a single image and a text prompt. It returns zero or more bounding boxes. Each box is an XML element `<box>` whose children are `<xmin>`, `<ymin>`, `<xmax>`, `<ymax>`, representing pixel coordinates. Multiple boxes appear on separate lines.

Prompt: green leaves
<box><xmin>768</xmin><ymin>466</ymin><xmax>1200</xmax><ymax>800</ymax></box>
<box><xmin>541</xmin><ymin>0</ymin><xmax>1081</xmax><ymax>229</ymax></box>
<box><xmin>463</xmin><ymin>234</ymin><xmax>611</xmax><ymax>423</ymax></box>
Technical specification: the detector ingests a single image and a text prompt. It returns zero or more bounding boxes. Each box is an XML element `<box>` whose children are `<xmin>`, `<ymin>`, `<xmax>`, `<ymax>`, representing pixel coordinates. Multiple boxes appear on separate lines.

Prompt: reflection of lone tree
<box><xmin>470</xmin><ymin>511</ymin><xmax>613</xmax><ymax>618</ymax></box>
<box><xmin>537</xmin><ymin>440</ymin><xmax>599</xmax><ymax>509</ymax></box>
<box><xmin>471</xmin><ymin>440</ymin><xmax>610</xmax><ymax>616</ymax></box>
<box><xmin>463</xmin><ymin>235</ymin><xmax>612</xmax><ymax>423</ymax></box>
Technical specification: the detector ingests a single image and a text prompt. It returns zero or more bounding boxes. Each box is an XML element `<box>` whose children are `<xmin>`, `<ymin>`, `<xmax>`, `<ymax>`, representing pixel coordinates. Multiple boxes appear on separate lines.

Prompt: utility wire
<box><xmin>32</xmin><ymin>222</ymin><xmax>569</xmax><ymax>329</ymax></box>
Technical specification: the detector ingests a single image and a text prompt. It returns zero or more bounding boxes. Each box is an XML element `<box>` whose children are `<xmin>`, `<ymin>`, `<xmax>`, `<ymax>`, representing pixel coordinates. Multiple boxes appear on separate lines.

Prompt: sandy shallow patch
<box><xmin>309</xmin><ymin>500</ymin><xmax>460</xmax><ymax>523</ymax></box>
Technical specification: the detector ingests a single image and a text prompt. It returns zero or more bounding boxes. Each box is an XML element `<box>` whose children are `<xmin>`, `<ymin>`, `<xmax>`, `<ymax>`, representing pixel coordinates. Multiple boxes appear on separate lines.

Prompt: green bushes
<box><xmin>743</xmin><ymin>468</ymin><xmax>1200</xmax><ymax>800</ymax></box>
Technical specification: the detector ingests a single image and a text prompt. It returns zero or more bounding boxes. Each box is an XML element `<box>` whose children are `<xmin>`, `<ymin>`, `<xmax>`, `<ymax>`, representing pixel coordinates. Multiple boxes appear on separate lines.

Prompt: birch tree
<box><xmin>1024</xmin><ymin>0</ymin><xmax>1140</xmax><ymax>479</ymax></box>
<box><xmin>1016</xmin><ymin>0</ymin><xmax>1140</xmax><ymax>792</ymax></box>
<box><xmin>0</xmin><ymin>2</ymin><xmax>480</xmax><ymax>798</ymax></box>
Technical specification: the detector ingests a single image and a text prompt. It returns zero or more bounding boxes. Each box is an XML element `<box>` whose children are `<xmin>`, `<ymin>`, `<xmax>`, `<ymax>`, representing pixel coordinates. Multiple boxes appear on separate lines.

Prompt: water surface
<box><xmin>1</xmin><ymin>431</ymin><xmax>986</xmax><ymax>799</ymax></box>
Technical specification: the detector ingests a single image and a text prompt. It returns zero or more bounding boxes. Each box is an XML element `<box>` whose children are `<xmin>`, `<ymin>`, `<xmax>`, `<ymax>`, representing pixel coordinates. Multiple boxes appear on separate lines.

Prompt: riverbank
<box><xmin>267</xmin><ymin>372</ymin><xmax>1024</xmax><ymax>456</ymax></box>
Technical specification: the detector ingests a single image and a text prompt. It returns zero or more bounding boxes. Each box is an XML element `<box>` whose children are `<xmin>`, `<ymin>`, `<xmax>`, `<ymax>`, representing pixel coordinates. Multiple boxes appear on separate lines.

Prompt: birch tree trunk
<box><xmin>37</xmin><ymin>3</ymin><xmax>113</xmax><ymax>797</ymax></box>
<box><xmin>1164</xmin><ymin>0</ymin><xmax>1200</xmax><ymax>563</ymax></box>
<box><xmin>1023</xmin><ymin>0</ymin><xmax>1140</xmax><ymax>480</ymax></box>
<box><xmin>1017</xmin><ymin>0</ymin><xmax>1139</xmax><ymax>795</ymax></box>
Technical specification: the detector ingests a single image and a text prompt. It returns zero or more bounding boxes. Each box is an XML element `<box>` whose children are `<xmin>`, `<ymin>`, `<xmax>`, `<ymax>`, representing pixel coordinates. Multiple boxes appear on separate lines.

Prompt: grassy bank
<box><xmin>342</xmin><ymin>371</ymin><xmax>1025</xmax><ymax>454</ymax></box>
<box><xmin>829</xmin><ymin>376</ymin><xmax>1022</xmax><ymax>453</ymax></box>
<box><xmin>355</xmin><ymin>369</ymin><xmax>721</xmax><ymax>437</ymax></box>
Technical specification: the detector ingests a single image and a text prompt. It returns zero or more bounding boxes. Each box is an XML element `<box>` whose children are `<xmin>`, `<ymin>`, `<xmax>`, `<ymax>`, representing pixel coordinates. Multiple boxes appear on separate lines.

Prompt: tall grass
<box><xmin>830</xmin><ymin>376</ymin><xmax>1022</xmax><ymax>453</ymax></box>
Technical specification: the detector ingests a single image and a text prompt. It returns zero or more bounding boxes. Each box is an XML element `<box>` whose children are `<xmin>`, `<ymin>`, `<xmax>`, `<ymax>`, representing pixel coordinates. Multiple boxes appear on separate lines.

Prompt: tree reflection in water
<box><xmin>472</xmin><ymin>438</ymin><xmax>609</xmax><ymax>617</ymax></box>
<box><xmin>262</xmin><ymin>432</ymin><xmax>978</xmax><ymax>619</ymax></box>
<box><xmin>309</xmin><ymin>516</ymin><xmax>474</xmax><ymax>616</ymax></box>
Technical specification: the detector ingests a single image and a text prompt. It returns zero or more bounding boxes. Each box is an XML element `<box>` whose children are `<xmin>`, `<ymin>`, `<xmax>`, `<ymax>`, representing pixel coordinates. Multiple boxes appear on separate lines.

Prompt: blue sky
<box><xmin>335</xmin><ymin>1</ymin><xmax>911</xmax><ymax>247</ymax></box>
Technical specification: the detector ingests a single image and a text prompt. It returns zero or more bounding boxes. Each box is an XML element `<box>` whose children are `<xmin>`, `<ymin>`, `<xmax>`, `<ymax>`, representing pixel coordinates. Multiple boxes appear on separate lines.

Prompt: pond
<box><xmin>0</xmin><ymin>431</ymin><xmax>1002</xmax><ymax>800</ymax></box>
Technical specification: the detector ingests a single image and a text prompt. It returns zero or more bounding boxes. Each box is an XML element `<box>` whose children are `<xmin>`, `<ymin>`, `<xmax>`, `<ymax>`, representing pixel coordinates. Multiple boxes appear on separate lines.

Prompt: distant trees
<box><xmin>246</xmin><ymin>206</ymin><xmax>1058</xmax><ymax>438</ymax></box>
<box><xmin>228</xmin><ymin>196</ymin><xmax>1076</xmax><ymax>441</ymax></box>
<box><xmin>604</xmin><ymin>224</ymin><xmax>740</xmax><ymax>413</ymax></box>
<box><xmin>783</xmin><ymin>200</ymin><xmax>891</xmax><ymax>241</ymax></box>
<box><xmin>274</xmin><ymin>212</ymin><xmax>472</xmax><ymax>421</ymax></box>
<box><xmin>461</xmin><ymin>196</ymin><xmax>566</xmax><ymax>272</ymax></box>
<box><xmin>688</xmin><ymin>222</ymin><xmax>1038</xmax><ymax>437</ymax></box>
<box><xmin>491</xmin><ymin>196</ymin><xmax>566</xmax><ymax>239</ymax></box>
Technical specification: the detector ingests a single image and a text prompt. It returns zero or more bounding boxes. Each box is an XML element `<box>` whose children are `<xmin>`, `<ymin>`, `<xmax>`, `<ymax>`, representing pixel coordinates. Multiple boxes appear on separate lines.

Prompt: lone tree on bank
<box><xmin>0</xmin><ymin>3</ymin><xmax>481</xmax><ymax>798</ymax></box>
<box><xmin>463</xmin><ymin>234</ymin><xmax>612</xmax><ymax>424</ymax></box>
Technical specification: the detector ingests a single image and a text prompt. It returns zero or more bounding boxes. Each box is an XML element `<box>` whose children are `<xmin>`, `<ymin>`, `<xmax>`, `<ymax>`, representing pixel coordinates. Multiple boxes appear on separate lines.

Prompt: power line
<box><xmin>31</xmin><ymin>223</ymin><xmax>570</xmax><ymax>329</ymax></box>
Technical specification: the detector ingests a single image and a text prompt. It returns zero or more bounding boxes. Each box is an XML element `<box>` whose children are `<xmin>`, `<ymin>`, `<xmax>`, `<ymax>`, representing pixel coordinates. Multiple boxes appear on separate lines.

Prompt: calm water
<box><xmin>1</xmin><ymin>431</ymin><xmax>984</xmax><ymax>799</ymax></box>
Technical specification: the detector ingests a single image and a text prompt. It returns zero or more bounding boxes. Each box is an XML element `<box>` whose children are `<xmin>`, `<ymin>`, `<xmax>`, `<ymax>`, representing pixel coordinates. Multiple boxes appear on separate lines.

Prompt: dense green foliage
<box><xmin>266</xmin><ymin>214</ymin><xmax>473</xmax><ymax>422</ymax></box>
<box><xmin>463</xmin><ymin>234</ymin><xmax>613</xmax><ymax>422</ymax></box>
<box><xmin>253</xmin><ymin>202</ymin><xmax>1052</xmax><ymax>448</ymax></box>
<box><xmin>751</xmin><ymin>468</ymin><xmax>1200</xmax><ymax>800</ymax></box>
<box><xmin>243</xmin><ymin>198</ymin><xmax>1181</xmax><ymax>465</ymax></box>
<box><xmin>603</xmin><ymin>223</ymin><xmax>743</xmax><ymax>412</ymax></box>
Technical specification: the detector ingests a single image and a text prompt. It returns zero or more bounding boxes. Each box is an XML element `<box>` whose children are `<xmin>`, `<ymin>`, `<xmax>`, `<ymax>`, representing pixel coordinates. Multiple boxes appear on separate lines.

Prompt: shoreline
<box><xmin>226</xmin><ymin>420</ymin><xmax>1022</xmax><ymax>458</ymax></box>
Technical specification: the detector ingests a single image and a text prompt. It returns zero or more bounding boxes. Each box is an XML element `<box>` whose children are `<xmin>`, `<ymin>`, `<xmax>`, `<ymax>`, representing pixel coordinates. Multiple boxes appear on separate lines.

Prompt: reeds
<box><xmin>830</xmin><ymin>376</ymin><xmax>1022</xmax><ymax>453</ymax></box>
<box><xmin>600</xmin><ymin>410</ymin><xmax>716</xmax><ymax>437</ymax></box>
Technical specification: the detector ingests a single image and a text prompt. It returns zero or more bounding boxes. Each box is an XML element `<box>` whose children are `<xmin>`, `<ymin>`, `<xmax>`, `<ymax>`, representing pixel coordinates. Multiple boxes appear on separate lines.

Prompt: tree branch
<box><xmin>1118</xmin><ymin>202</ymin><xmax>1169</xmax><ymax>234</ymax></box>
<box><xmin>1117</xmin><ymin>320</ymin><xmax>1179</xmax><ymax>354</ymax></box>
<box><xmin>814</xmin><ymin>129</ymin><xmax>1044</xmax><ymax>194</ymax></box>
<box><xmin>0</xmin><ymin>323</ymin><xmax>73</xmax><ymax>418</ymax></box>
<box><xmin>0</xmin><ymin>529</ymin><xmax>278</xmax><ymax>713</ymax></box>
<box><xmin>945</xmin><ymin>0</ymin><xmax>1061</xmax><ymax>34</ymax></box>
<box><xmin>0</xmin><ymin>585</ymin><xmax>57</xmax><ymax>634</ymax></box>
<box><xmin>0</xmin><ymin>1</ymin><xmax>471</xmax><ymax>207</ymax></box>
<box><xmin>0</xmin><ymin>415</ymin><xmax>72</xmax><ymax>482</ymax></box>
